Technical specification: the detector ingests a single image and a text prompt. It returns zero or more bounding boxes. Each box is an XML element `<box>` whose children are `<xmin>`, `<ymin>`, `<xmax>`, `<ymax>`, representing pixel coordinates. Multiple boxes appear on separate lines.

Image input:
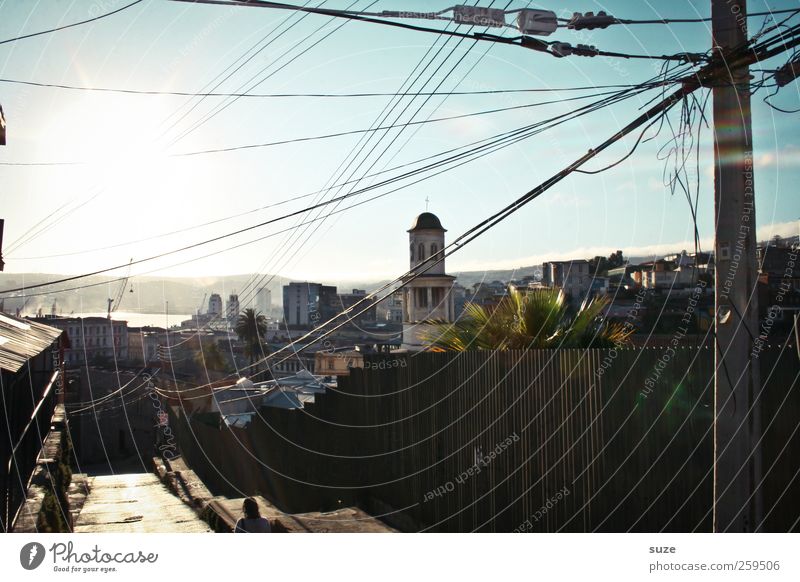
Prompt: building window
<box><xmin>418</xmin><ymin>243</ymin><xmax>425</xmax><ymax>262</ymax></box>
<box><xmin>417</xmin><ymin>288</ymin><xmax>428</xmax><ymax>308</ymax></box>
<box><xmin>432</xmin><ymin>287</ymin><xmax>444</xmax><ymax>306</ymax></box>
<box><xmin>430</xmin><ymin>243</ymin><xmax>438</xmax><ymax>257</ymax></box>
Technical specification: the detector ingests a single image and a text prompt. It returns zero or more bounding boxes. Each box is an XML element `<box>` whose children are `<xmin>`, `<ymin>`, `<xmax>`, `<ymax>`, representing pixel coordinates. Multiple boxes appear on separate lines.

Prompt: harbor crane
<box><xmin>107</xmin><ymin>259</ymin><xmax>133</xmax><ymax>320</ymax></box>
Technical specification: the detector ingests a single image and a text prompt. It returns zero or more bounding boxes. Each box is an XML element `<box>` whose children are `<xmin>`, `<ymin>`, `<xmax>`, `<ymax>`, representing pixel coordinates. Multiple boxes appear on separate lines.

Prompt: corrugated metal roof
<box><xmin>0</xmin><ymin>312</ymin><xmax>63</xmax><ymax>373</ymax></box>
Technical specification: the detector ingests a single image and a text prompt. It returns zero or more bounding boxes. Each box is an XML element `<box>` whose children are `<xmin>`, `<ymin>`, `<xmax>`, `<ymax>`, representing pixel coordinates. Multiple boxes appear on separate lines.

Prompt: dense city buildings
<box><xmin>541</xmin><ymin>260</ymin><xmax>592</xmax><ymax>303</ymax></box>
<box><xmin>282</xmin><ymin>282</ymin><xmax>338</xmax><ymax>328</ymax></box>
<box><xmin>208</xmin><ymin>293</ymin><xmax>223</xmax><ymax>316</ymax></box>
<box><xmin>255</xmin><ymin>287</ymin><xmax>272</xmax><ymax>315</ymax></box>
<box><xmin>334</xmin><ymin>289</ymin><xmax>377</xmax><ymax>326</ymax></box>
<box><xmin>385</xmin><ymin>290</ymin><xmax>404</xmax><ymax>323</ymax></box>
<box><xmin>226</xmin><ymin>293</ymin><xmax>240</xmax><ymax>325</ymax></box>
<box><xmin>28</xmin><ymin>315</ymin><xmax>129</xmax><ymax>366</ymax></box>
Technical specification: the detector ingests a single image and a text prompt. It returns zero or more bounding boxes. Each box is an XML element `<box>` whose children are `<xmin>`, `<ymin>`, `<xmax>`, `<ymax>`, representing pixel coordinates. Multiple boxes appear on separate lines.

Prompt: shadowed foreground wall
<box><xmin>169</xmin><ymin>345</ymin><xmax>798</xmax><ymax>532</ymax></box>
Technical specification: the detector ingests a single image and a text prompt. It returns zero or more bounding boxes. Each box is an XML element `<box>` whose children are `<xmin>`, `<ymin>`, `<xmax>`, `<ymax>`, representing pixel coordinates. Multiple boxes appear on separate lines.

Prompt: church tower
<box><xmin>401</xmin><ymin>212</ymin><xmax>455</xmax><ymax>350</ymax></box>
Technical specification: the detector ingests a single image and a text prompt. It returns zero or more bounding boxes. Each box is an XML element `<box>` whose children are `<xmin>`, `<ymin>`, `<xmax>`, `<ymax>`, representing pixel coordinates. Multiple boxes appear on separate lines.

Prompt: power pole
<box><xmin>0</xmin><ymin>219</ymin><xmax>5</xmax><ymax>271</ymax></box>
<box><xmin>711</xmin><ymin>0</ymin><xmax>762</xmax><ymax>532</ymax></box>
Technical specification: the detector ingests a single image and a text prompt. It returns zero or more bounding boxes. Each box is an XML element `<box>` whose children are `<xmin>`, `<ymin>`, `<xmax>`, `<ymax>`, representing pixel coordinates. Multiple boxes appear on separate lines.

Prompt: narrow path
<box><xmin>73</xmin><ymin>474</ymin><xmax>211</xmax><ymax>533</ymax></box>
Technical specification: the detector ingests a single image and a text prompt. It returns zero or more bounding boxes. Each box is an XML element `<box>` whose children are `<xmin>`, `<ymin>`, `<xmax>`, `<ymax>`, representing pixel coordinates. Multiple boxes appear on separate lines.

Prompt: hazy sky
<box><xmin>1</xmin><ymin>0</ymin><xmax>799</xmax><ymax>286</ymax></box>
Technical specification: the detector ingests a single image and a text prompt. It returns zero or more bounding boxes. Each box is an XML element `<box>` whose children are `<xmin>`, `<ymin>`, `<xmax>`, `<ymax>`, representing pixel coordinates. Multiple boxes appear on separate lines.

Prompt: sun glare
<box><xmin>41</xmin><ymin>97</ymin><xmax>174</xmax><ymax>197</ymax></box>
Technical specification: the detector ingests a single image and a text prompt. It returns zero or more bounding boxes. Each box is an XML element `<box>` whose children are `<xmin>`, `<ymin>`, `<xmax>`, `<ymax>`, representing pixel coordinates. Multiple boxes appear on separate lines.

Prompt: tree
<box><xmin>235</xmin><ymin>308</ymin><xmax>268</xmax><ymax>368</ymax></box>
<box><xmin>195</xmin><ymin>340</ymin><xmax>228</xmax><ymax>373</ymax></box>
<box><xmin>589</xmin><ymin>250</ymin><xmax>626</xmax><ymax>276</ymax></box>
<box><xmin>423</xmin><ymin>286</ymin><xmax>632</xmax><ymax>351</ymax></box>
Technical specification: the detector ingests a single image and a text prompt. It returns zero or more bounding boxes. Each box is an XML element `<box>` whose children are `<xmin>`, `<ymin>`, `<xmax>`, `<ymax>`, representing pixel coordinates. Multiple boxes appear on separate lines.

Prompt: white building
<box><xmin>31</xmin><ymin>316</ymin><xmax>129</xmax><ymax>366</ymax></box>
<box><xmin>226</xmin><ymin>293</ymin><xmax>240</xmax><ymax>324</ymax></box>
<box><xmin>401</xmin><ymin>212</ymin><xmax>455</xmax><ymax>350</ymax></box>
<box><xmin>386</xmin><ymin>290</ymin><xmax>404</xmax><ymax>323</ymax></box>
<box><xmin>255</xmin><ymin>287</ymin><xmax>272</xmax><ymax>315</ymax></box>
<box><xmin>642</xmin><ymin>266</ymin><xmax>702</xmax><ymax>289</ymax></box>
<box><xmin>542</xmin><ymin>260</ymin><xmax>592</xmax><ymax>302</ymax></box>
<box><xmin>208</xmin><ymin>293</ymin><xmax>223</xmax><ymax>316</ymax></box>
<box><xmin>282</xmin><ymin>282</ymin><xmax>337</xmax><ymax>328</ymax></box>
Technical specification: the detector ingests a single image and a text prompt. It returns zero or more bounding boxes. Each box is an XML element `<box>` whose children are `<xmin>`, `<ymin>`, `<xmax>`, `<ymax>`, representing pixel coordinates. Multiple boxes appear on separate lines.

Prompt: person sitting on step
<box><xmin>234</xmin><ymin>497</ymin><xmax>272</xmax><ymax>533</ymax></box>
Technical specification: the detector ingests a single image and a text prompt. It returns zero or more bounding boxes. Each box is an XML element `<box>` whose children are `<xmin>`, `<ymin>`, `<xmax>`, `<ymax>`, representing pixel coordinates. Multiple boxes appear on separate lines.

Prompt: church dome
<box><xmin>408</xmin><ymin>212</ymin><xmax>445</xmax><ymax>232</ymax></box>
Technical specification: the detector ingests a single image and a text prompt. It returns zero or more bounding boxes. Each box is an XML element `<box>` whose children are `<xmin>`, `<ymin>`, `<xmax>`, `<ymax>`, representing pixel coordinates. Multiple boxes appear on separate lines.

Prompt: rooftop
<box><xmin>408</xmin><ymin>212</ymin><xmax>445</xmax><ymax>232</ymax></box>
<box><xmin>0</xmin><ymin>312</ymin><xmax>63</xmax><ymax>373</ymax></box>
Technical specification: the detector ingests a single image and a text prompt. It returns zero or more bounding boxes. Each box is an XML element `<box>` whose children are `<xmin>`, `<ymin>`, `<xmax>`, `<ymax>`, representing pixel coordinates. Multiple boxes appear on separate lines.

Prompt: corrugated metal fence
<box><xmin>172</xmin><ymin>344</ymin><xmax>799</xmax><ymax>532</ymax></box>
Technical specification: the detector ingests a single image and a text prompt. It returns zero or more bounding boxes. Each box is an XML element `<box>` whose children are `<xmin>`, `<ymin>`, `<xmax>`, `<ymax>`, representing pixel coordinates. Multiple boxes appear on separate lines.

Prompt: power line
<box><xmin>169</xmin><ymin>0</ymin><xmax>525</xmax><ymax>45</ymax></box>
<box><xmin>141</xmin><ymin>84</ymin><xmax>678</xmax><ymax>393</ymax></box>
<box><xmin>175</xmin><ymin>89</ymin><xmax>638</xmax><ymax>154</ymax></box>
<box><xmin>189</xmin><ymin>93</ymin><xmax>687</xmax><ymax>388</ymax></box>
<box><xmin>156</xmin><ymin>0</ymin><xmax>405</xmax><ymax>339</ymax></box>
<box><xmin>231</xmin><ymin>1</ymin><xmax>540</xmax><ymax>335</ymax></box>
<box><xmin>170</xmin><ymin>0</ymin><xmax>703</xmax><ymax>62</ymax></box>
<box><xmin>227</xmin><ymin>21</ymin><xmax>800</xmax><ymax>380</ymax></box>
<box><xmin>3</xmin><ymin>58</ymin><xmax>691</xmax><ymax>295</ymax></box>
<box><xmin>2</xmin><ymin>2</ymin><xmax>315</xmax><ymax>252</ymax></box>
<box><xmin>66</xmin><ymin>368</ymin><xmax>155</xmax><ymax>412</ymax></box>
<box><xmin>3</xmin><ymin>188</ymin><xmax>104</xmax><ymax>254</ymax></box>
<box><xmin>166</xmin><ymin>0</ymin><xmax>367</xmax><ymax>148</ymax></box>
<box><xmin>0</xmin><ymin>88</ymin><xmax>626</xmax><ymax>167</ymax></box>
<box><xmin>1</xmin><ymin>2</ymin><xmax>353</xmax><ymax>258</ymax></box>
<box><xmin>0</xmin><ymin>0</ymin><xmax>145</xmax><ymax>47</ymax></box>
<box><xmin>221</xmin><ymin>9</ymin><xmax>479</xmax><ymax>337</ymax></box>
<box><xmin>0</xmin><ymin>39</ymin><xmax>701</xmax><ymax>294</ymax></box>
<box><xmin>22</xmin><ymin>11</ymin><xmax>800</xmax><ymax>416</ymax></box>
<box><xmin>0</xmin><ymin>2</ymin><xmax>338</xmax><ymax>168</ymax></box>
<box><xmin>270</xmin><ymin>3</ymin><xmax>524</xmax><ymax>321</ymax></box>
<box><xmin>568</xmin><ymin>8</ymin><xmax>800</xmax><ymax>27</ymax></box>
<box><xmin>146</xmin><ymin>9</ymin><xmax>530</xmax><ymax>353</ymax></box>
<box><xmin>159</xmin><ymin>0</ymin><xmax>336</xmax><ymax>143</ymax></box>
<box><xmin>0</xmin><ymin>76</ymin><xmax>650</xmax><ymax>97</ymax></box>
<box><xmin>3</xmin><ymin>86</ymin><xmax>635</xmax><ymax>268</ymax></box>
<box><xmin>160</xmin><ymin>0</ymin><xmax>324</xmax><ymax>130</ymax></box>
<box><xmin>17</xmin><ymin>80</ymin><xmax>676</xmax><ymax>410</ymax></box>
<box><xmin>0</xmin><ymin>81</ymin><xmax>655</xmax><ymax>297</ymax></box>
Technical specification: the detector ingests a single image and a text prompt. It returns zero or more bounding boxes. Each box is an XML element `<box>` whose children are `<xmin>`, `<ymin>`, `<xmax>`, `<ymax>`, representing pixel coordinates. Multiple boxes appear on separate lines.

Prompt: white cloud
<box><xmin>757</xmin><ymin>219</ymin><xmax>799</xmax><ymax>240</ymax></box>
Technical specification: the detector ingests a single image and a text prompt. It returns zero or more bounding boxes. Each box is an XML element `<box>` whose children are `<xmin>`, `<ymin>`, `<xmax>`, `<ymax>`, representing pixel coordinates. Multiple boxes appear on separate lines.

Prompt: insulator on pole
<box><xmin>515</xmin><ymin>9</ymin><xmax>558</xmax><ymax>36</ymax></box>
<box><xmin>567</xmin><ymin>11</ymin><xmax>616</xmax><ymax>30</ymax></box>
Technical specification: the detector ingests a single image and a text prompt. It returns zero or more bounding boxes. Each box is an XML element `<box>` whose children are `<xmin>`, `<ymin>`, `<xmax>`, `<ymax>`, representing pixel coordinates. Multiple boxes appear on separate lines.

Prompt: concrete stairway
<box><xmin>73</xmin><ymin>473</ymin><xmax>211</xmax><ymax>533</ymax></box>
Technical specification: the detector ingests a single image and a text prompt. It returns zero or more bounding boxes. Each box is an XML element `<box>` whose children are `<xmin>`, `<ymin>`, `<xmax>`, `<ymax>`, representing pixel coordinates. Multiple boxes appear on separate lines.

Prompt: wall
<box><xmin>68</xmin><ymin>368</ymin><xmax>158</xmax><ymax>468</ymax></box>
<box><xmin>170</xmin><ymin>346</ymin><xmax>799</xmax><ymax>532</ymax></box>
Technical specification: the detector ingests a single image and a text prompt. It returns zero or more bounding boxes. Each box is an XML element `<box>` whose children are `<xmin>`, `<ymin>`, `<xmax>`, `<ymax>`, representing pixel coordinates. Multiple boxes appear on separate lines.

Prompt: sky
<box><xmin>1</xmin><ymin>0</ymin><xmax>799</xmax><ymax>287</ymax></box>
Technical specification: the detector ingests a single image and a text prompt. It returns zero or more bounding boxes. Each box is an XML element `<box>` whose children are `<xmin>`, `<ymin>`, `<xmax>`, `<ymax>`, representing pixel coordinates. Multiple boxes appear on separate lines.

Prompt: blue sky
<box><xmin>0</xmin><ymin>0</ymin><xmax>798</xmax><ymax>282</ymax></box>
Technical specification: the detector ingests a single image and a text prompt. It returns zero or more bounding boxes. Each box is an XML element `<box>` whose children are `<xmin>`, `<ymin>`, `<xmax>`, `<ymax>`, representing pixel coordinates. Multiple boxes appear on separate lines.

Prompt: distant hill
<box><xmin>0</xmin><ymin>273</ymin><xmax>288</xmax><ymax>316</ymax></box>
<box><xmin>2</xmin><ymin>235</ymin><xmax>793</xmax><ymax>315</ymax></box>
<box><xmin>0</xmin><ymin>268</ymin><xmax>542</xmax><ymax>315</ymax></box>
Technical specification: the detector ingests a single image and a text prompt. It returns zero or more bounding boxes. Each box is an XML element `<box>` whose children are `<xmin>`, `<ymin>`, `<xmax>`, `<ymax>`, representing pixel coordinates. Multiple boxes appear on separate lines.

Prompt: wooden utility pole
<box><xmin>0</xmin><ymin>219</ymin><xmax>5</xmax><ymax>271</ymax></box>
<box><xmin>711</xmin><ymin>0</ymin><xmax>762</xmax><ymax>532</ymax></box>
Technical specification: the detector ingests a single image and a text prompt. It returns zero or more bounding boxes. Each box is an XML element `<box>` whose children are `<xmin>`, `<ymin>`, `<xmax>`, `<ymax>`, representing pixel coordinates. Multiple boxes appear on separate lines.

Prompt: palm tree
<box><xmin>194</xmin><ymin>340</ymin><xmax>227</xmax><ymax>373</ymax></box>
<box><xmin>235</xmin><ymin>308</ymin><xmax>268</xmax><ymax>368</ymax></box>
<box><xmin>423</xmin><ymin>286</ymin><xmax>632</xmax><ymax>351</ymax></box>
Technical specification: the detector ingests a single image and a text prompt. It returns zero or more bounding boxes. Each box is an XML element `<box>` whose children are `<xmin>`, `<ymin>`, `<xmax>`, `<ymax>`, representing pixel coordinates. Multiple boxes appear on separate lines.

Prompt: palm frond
<box><xmin>421</xmin><ymin>286</ymin><xmax>633</xmax><ymax>352</ymax></box>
